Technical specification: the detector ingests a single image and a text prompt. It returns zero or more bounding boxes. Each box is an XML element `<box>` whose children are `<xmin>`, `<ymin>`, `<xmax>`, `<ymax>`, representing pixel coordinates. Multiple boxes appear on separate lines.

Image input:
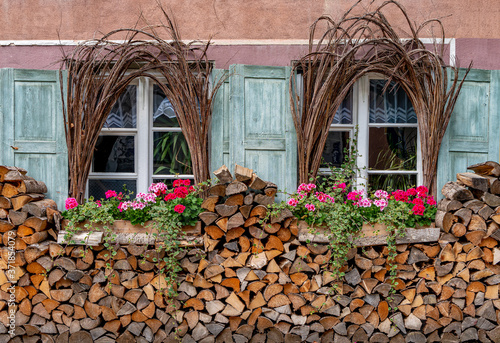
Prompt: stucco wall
<box><xmin>1</xmin><ymin>0</ymin><xmax>499</xmax><ymax>41</ymax></box>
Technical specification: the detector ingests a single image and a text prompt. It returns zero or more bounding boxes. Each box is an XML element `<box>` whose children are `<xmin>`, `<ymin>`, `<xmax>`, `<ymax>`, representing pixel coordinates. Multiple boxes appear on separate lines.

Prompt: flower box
<box><xmin>297</xmin><ymin>220</ymin><xmax>439</xmax><ymax>247</ymax></box>
<box><xmin>57</xmin><ymin>219</ymin><xmax>202</xmax><ymax>246</ymax></box>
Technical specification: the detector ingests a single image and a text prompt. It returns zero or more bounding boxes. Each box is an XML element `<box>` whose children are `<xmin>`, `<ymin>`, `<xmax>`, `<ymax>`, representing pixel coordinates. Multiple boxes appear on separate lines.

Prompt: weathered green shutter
<box><xmin>211</xmin><ymin>69</ymin><xmax>231</xmax><ymax>174</ymax></box>
<box><xmin>437</xmin><ymin>69</ymin><xmax>500</xmax><ymax>196</ymax></box>
<box><xmin>0</xmin><ymin>69</ymin><xmax>68</xmax><ymax>209</ymax></box>
<box><xmin>211</xmin><ymin>65</ymin><xmax>298</xmax><ymax>200</ymax></box>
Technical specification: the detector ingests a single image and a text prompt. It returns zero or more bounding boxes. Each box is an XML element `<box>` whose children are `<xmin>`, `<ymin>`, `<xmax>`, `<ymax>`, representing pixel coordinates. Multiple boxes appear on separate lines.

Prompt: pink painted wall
<box><xmin>1</xmin><ymin>0</ymin><xmax>499</xmax><ymax>40</ymax></box>
<box><xmin>2</xmin><ymin>41</ymin><xmax>500</xmax><ymax>71</ymax></box>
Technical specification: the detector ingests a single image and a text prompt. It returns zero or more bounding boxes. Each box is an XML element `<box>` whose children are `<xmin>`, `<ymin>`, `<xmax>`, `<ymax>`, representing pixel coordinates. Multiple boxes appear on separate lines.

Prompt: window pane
<box><xmin>88</xmin><ymin>179</ymin><xmax>136</xmax><ymax>200</ymax></box>
<box><xmin>153</xmin><ymin>84</ymin><xmax>180</xmax><ymax>127</ymax></box>
<box><xmin>153</xmin><ymin>132</ymin><xmax>192</xmax><ymax>175</ymax></box>
<box><xmin>369</xmin><ymin>174</ymin><xmax>416</xmax><ymax>192</ymax></box>
<box><xmin>369</xmin><ymin>80</ymin><xmax>416</xmax><ymax>123</ymax></box>
<box><xmin>104</xmin><ymin>85</ymin><xmax>137</xmax><ymax>128</ymax></box>
<box><xmin>369</xmin><ymin>127</ymin><xmax>417</xmax><ymax>171</ymax></box>
<box><xmin>321</xmin><ymin>131</ymin><xmax>350</xmax><ymax>168</ymax></box>
<box><xmin>332</xmin><ymin>89</ymin><xmax>353</xmax><ymax>124</ymax></box>
<box><xmin>92</xmin><ymin>136</ymin><xmax>135</xmax><ymax>173</ymax></box>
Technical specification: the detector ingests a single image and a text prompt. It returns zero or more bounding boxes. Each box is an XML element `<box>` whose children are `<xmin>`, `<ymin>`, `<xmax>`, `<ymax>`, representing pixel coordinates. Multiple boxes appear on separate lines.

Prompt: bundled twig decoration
<box><xmin>291</xmin><ymin>0</ymin><xmax>470</xmax><ymax>194</ymax></box>
<box><xmin>61</xmin><ymin>9</ymin><xmax>223</xmax><ymax>203</ymax></box>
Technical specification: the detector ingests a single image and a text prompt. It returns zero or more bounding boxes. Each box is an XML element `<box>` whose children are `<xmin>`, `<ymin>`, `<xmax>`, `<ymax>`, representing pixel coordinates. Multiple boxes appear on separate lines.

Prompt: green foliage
<box><xmin>265</xmin><ymin>134</ymin><xmax>437</xmax><ymax>301</ymax></box>
<box><xmin>61</xmin><ymin>179</ymin><xmax>204</xmax><ymax>298</ymax></box>
<box><xmin>153</xmin><ymin>132</ymin><xmax>192</xmax><ymax>175</ymax></box>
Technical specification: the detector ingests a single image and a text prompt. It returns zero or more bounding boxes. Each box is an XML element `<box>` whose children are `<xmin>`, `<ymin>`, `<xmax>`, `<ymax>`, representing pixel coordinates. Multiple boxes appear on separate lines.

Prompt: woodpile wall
<box><xmin>2</xmin><ymin>163</ymin><xmax>500</xmax><ymax>343</ymax></box>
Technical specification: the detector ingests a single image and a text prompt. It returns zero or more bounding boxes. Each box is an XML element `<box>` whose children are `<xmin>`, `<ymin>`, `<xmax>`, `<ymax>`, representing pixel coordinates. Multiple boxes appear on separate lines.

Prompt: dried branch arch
<box><xmin>291</xmin><ymin>0</ymin><xmax>471</xmax><ymax>193</ymax></box>
<box><xmin>61</xmin><ymin>11</ymin><xmax>223</xmax><ymax>203</ymax></box>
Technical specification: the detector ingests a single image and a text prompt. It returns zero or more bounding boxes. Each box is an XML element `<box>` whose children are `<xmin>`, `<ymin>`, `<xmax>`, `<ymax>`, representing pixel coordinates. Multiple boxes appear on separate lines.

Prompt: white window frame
<box><xmin>87</xmin><ymin>76</ymin><xmax>194</xmax><ymax>197</ymax></box>
<box><xmin>320</xmin><ymin>74</ymin><xmax>423</xmax><ymax>192</ymax></box>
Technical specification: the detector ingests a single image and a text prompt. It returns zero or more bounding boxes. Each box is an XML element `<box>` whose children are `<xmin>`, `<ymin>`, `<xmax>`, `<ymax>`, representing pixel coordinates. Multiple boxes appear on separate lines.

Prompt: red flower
<box><xmin>427</xmin><ymin>196</ymin><xmax>437</xmax><ymax>205</ymax></box>
<box><xmin>412</xmin><ymin>198</ymin><xmax>424</xmax><ymax>206</ymax></box>
<box><xmin>174</xmin><ymin>204</ymin><xmax>186</xmax><ymax>214</ymax></box>
<box><xmin>183</xmin><ymin>179</ymin><xmax>191</xmax><ymax>186</ymax></box>
<box><xmin>416</xmin><ymin>185</ymin><xmax>428</xmax><ymax>197</ymax></box>
<box><xmin>173</xmin><ymin>179</ymin><xmax>181</xmax><ymax>187</ymax></box>
<box><xmin>164</xmin><ymin>193</ymin><xmax>177</xmax><ymax>201</ymax></box>
<box><xmin>189</xmin><ymin>186</ymin><xmax>195</xmax><ymax>193</ymax></box>
<box><xmin>406</xmin><ymin>188</ymin><xmax>417</xmax><ymax>196</ymax></box>
<box><xmin>392</xmin><ymin>190</ymin><xmax>408</xmax><ymax>202</ymax></box>
<box><xmin>411</xmin><ymin>204</ymin><xmax>425</xmax><ymax>216</ymax></box>
<box><xmin>174</xmin><ymin>186</ymin><xmax>188</xmax><ymax>199</ymax></box>
<box><xmin>105</xmin><ymin>190</ymin><xmax>117</xmax><ymax>199</ymax></box>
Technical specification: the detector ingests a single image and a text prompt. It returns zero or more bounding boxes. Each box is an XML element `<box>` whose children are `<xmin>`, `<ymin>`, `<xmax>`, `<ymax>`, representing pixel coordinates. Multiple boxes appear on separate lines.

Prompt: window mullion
<box><xmin>356</xmin><ymin>77</ymin><xmax>369</xmax><ymax>191</ymax></box>
<box><xmin>417</xmin><ymin>128</ymin><xmax>423</xmax><ymax>186</ymax></box>
<box><xmin>136</xmin><ymin>77</ymin><xmax>150</xmax><ymax>193</ymax></box>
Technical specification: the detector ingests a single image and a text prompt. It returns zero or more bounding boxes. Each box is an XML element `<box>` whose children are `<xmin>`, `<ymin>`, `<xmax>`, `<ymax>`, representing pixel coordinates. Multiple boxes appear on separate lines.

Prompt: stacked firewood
<box><xmin>174</xmin><ymin>166</ymin><xmax>440</xmax><ymax>342</ymax></box>
<box><xmin>0</xmin><ymin>165</ymin><xmax>59</xmax><ymax>268</ymax></box>
<box><xmin>432</xmin><ymin>161</ymin><xmax>500</xmax><ymax>342</ymax></box>
<box><xmin>172</xmin><ymin>164</ymin><xmax>500</xmax><ymax>342</ymax></box>
<box><xmin>4</xmin><ymin>162</ymin><xmax>500</xmax><ymax>342</ymax></box>
<box><xmin>0</xmin><ymin>166</ymin><xmax>58</xmax><ymax>245</ymax></box>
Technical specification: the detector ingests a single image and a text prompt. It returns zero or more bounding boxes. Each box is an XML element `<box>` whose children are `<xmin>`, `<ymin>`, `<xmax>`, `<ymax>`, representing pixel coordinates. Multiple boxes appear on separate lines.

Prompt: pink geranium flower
<box><xmin>65</xmin><ymin>198</ymin><xmax>78</xmax><ymax>210</ymax></box>
<box><xmin>105</xmin><ymin>190</ymin><xmax>117</xmax><ymax>199</ymax></box>
<box><xmin>305</xmin><ymin>203</ymin><xmax>315</xmax><ymax>211</ymax></box>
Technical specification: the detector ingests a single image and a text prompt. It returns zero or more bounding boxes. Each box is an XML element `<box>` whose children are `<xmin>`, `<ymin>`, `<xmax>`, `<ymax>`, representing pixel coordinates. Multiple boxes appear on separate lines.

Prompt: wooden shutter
<box><xmin>0</xmin><ymin>69</ymin><xmax>68</xmax><ymax>209</ymax></box>
<box><xmin>211</xmin><ymin>65</ymin><xmax>297</xmax><ymax>201</ymax></box>
<box><xmin>437</xmin><ymin>69</ymin><xmax>500</xmax><ymax>196</ymax></box>
<box><xmin>211</xmin><ymin>69</ymin><xmax>230</xmax><ymax>174</ymax></box>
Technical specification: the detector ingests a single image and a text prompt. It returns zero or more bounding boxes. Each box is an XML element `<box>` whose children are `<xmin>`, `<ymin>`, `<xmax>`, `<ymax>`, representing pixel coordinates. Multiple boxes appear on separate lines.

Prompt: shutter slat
<box><xmin>0</xmin><ymin>68</ymin><xmax>68</xmax><ymax>209</ymax></box>
<box><xmin>437</xmin><ymin>69</ymin><xmax>500</xmax><ymax>197</ymax></box>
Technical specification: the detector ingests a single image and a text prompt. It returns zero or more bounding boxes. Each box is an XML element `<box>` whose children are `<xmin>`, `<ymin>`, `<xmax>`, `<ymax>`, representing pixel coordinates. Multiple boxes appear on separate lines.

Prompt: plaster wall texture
<box><xmin>0</xmin><ymin>0</ymin><xmax>498</xmax><ymax>41</ymax></box>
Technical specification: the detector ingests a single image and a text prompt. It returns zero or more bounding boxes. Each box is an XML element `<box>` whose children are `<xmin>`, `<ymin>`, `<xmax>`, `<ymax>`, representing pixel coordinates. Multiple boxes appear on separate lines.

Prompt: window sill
<box><xmin>57</xmin><ymin>219</ymin><xmax>202</xmax><ymax>246</ymax></box>
<box><xmin>297</xmin><ymin>220</ymin><xmax>439</xmax><ymax>247</ymax></box>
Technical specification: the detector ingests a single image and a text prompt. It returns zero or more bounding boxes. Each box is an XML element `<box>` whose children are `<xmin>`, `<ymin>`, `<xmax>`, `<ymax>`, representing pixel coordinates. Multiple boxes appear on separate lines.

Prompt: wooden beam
<box><xmin>298</xmin><ymin>225</ymin><xmax>440</xmax><ymax>247</ymax></box>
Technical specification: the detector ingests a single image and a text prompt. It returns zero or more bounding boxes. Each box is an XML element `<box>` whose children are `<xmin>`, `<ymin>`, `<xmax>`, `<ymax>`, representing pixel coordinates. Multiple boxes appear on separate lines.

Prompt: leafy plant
<box><xmin>62</xmin><ymin>179</ymin><xmax>203</xmax><ymax>297</ymax></box>
<box><xmin>265</xmin><ymin>137</ymin><xmax>437</xmax><ymax>299</ymax></box>
<box><xmin>153</xmin><ymin>132</ymin><xmax>192</xmax><ymax>175</ymax></box>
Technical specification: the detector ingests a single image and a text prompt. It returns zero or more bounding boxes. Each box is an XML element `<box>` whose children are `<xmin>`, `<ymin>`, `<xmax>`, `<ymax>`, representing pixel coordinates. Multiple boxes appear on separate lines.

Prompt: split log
<box><xmin>0</xmin><ymin>166</ymin><xmax>27</xmax><ymax>182</ymax></box>
<box><xmin>22</xmin><ymin>199</ymin><xmax>57</xmax><ymax>217</ymax></box>
<box><xmin>468</xmin><ymin>161</ymin><xmax>500</xmax><ymax>177</ymax></box>
<box><xmin>441</xmin><ymin>182</ymin><xmax>474</xmax><ymax>201</ymax></box>
<box><xmin>456</xmin><ymin>172</ymin><xmax>489</xmax><ymax>192</ymax></box>
<box><xmin>213</xmin><ymin>165</ymin><xmax>233</xmax><ymax>183</ymax></box>
<box><xmin>11</xmin><ymin>194</ymin><xmax>45</xmax><ymax>211</ymax></box>
<box><xmin>234</xmin><ymin>165</ymin><xmax>253</xmax><ymax>182</ymax></box>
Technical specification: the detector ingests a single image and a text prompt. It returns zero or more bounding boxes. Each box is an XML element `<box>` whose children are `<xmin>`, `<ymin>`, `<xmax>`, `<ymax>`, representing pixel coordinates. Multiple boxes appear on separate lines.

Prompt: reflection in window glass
<box><xmin>332</xmin><ymin>89</ymin><xmax>353</xmax><ymax>124</ymax></box>
<box><xmin>369</xmin><ymin>80</ymin><xmax>417</xmax><ymax>124</ymax></box>
<box><xmin>153</xmin><ymin>132</ymin><xmax>192</xmax><ymax>175</ymax></box>
<box><xmin>92</xmin><ymin>136</ymin><xmax>135</xmax><ymax>173</ymax></box>
<box><xmin>104</xmin><ymin>85</ymin><xmax>137</xmax><ymax>128</ymax></box>
<box><xmin>88</xmin><ymin>179</ymin><xmax>136</xmax><ymax>200</ymax></box>
<box><xmin>369</xmin><ymin>174</ymin><xmax>416</xmax><ymax>192</ymax></box>
<box><xmin>321</xmin><ymin>131</ymin><xmax>350</xmax><ymax>168</ymax></box>
<box><xmin>153</xmin><ymin>85</ymin><xmax>179</xmax><ymax>127</ymax></box>
<box><xmin>368</xmin><ymin>127</ymin><xmax>417</xmax><ymax>171</ymax></box>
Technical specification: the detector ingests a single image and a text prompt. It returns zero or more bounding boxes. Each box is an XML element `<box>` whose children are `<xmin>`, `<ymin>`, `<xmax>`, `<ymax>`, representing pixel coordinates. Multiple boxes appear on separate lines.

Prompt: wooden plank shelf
<box><xmin>57</xmin><ymin>220</ymin><xmax>202</xmax><ymax>246</ymax></box>
<box><xmin>298</xmin><ymin>221</ymin><xmax>440</xmax><ymax>247</ymax></box>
